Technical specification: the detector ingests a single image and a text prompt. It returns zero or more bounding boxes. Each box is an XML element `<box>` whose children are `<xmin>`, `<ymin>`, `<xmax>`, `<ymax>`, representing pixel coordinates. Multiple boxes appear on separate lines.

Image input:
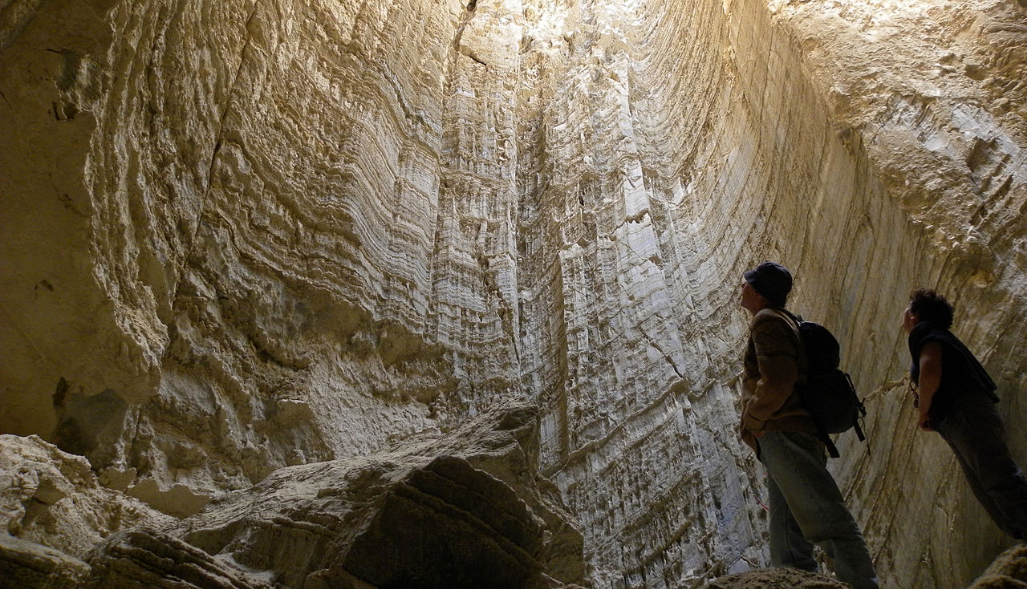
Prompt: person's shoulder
<box><xmin>920</xmin><ymin>324</ymin><xmax>958</xmax><ymax>344</ymax></box>
<box><xmin>751</xmin><ymin>308</ymin><xmax>797</xmax><ymax>337</ymax></box>
<box><xmin>750</xmin><ymin>308</ymin><xmax>800</xmax><ymax>352</ymax></box>
<box><xmin>752</xmin><ymin>307</ymin><xmax>791</xmax><ymax>325</ymax></box>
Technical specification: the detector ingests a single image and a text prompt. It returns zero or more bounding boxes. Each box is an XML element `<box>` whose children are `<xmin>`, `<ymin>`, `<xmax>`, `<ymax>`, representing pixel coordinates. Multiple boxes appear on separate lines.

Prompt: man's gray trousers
<box><xmin>759</xmin><ymin>430</ymin><xmax>878</xmax><ymax>589</ymax></box>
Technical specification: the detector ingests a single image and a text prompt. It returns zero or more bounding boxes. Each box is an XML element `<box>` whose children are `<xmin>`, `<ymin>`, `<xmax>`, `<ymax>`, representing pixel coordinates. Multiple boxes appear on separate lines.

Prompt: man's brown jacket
<box><xmin>740</xmin><ymin>308</ymin><xmax>818</xmax><ymax>451</ymax></box>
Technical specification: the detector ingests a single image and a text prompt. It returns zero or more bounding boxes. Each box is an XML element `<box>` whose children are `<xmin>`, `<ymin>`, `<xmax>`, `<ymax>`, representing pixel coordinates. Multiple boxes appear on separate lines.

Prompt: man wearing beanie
<box><xmin>739</xmin><ymin>261</ymin><xmax>878</xmax><ymax>589</ymax></box>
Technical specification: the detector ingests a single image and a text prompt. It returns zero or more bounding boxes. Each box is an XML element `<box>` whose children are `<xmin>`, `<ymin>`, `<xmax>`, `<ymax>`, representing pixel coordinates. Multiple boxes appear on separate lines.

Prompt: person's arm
<box><xmin>916</xmin><ymin>341</ymin><xmax>943</xmax><ymax>431</ymax></box>
<box><xmin>743</xmin><ymin>354</ymin><xmax>798</xmax><ymax>429</ymax></box>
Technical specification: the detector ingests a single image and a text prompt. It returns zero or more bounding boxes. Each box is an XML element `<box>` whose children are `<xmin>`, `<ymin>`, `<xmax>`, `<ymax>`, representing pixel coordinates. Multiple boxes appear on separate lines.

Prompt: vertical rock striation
<box><xmin>763</xmin><ymin>1</ymin><xmax>1027</xmax><ymax>586</ymax></box>
<box><xmin>1</xmin><ymin>0</ymin><xmax>1026</xmax><ymax>587</ymax></box>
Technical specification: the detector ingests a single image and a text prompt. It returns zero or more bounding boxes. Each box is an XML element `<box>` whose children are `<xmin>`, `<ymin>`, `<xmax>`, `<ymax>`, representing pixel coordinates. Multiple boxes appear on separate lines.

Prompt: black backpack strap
<box><xmin>846</xmin><ymin>372</ymin><xmax>869</xmax><ymax>444</ymax></box>
<box><xmin>822</xmin><ymin>436</ymin><xmax>840</xmax><ymax>458</ymax></box>
<box><xmin>854</xmin><ymin>420</ymin><xmax>866</xmax><ymax>442</ymax></box>
<box><xmin>817</xmin><ymin>428</ymin><xmax>840</xmax><ymax>458</ymax></box>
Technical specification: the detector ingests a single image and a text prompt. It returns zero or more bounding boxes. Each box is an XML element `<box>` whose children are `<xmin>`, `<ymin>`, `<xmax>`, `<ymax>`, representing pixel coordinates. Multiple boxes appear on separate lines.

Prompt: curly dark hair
<box><xmin>908</xmin><ymin>287</ymin><xmax>954</xmax><ymax>328</ymax></box>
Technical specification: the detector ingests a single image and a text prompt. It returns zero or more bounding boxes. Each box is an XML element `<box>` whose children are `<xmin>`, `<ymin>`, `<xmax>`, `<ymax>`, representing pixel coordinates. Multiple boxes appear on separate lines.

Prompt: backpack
<box><xmin>785</xmin><ymin>311</ymin><xmax>867</xmax><ymax>458</ymax></box>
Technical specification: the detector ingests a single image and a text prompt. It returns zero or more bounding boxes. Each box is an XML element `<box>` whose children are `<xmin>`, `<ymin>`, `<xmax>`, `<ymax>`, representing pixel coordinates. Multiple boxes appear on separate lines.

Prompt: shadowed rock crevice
<box><xmin>1</xmin><ymin>403</ymin><xmax>587</xmax><ymax>589</ymax></box>
<box><xmin>342</xmin><ymin>457</ymin><xmax>547</xmax><ymax>589</ymax></box>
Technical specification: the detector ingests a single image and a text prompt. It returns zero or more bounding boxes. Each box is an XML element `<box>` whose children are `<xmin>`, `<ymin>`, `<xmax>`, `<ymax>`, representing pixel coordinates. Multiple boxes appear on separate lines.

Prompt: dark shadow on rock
<box><xmin>0</xmin><ymin>533</ymin><xmax>90</xmax><ymax>589</ymax></box>
<box><xmin>340</xmin><ymin>455</ymin><xmax>545</xmax><ymax>589</ymax></box>
<box><xmin>52</xmin><ymin>381</ymin><xmax>128</xmax><ymax>467</ymax></box>
<box><xmin>171</xmin><ymin>401</ymin><xmax>587</xmax><ymax>589</ymax></box>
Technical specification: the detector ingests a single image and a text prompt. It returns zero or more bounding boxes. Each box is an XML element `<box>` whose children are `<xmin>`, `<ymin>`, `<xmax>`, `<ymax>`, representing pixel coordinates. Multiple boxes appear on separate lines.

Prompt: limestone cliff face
<box><xmin>1</xmin><ymin>0</ymin><xmax>1026</xmax><ymax>588</ymax></box>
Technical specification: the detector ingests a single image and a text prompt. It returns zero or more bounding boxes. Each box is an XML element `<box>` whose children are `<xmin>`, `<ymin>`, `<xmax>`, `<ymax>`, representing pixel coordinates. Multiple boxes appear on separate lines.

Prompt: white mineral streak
<box><xmin>1</xmin><ymin>0</ymin><xmax>1026</xmax><ymax>587</ymax></box>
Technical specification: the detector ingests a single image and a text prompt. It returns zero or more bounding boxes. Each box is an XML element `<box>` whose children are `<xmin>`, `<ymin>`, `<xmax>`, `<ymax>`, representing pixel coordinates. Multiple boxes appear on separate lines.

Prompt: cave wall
<box><xmin>2</xmin><ymin>0</ymin><xmax>473</xmax><ymax>493</ymax></box>
<box><xmin>765</xmin><ymin>0</ymin><xmax>1027</xmax><ymax>585</ymax></box>
<box><xmin>1</xmin><ymin>0</ymin><xmax>1026</xmax><ymax>588</ymax></box>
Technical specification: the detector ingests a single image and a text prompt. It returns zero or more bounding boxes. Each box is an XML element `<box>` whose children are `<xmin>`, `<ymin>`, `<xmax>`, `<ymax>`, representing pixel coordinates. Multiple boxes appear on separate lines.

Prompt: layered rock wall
<box><xmin>766</xmin><ymin>0</ymin><xmax>1027</xmax><ymax>585</ymax></box>
<box><xmin>1</xmin><ymin>0</ymin><xmax>1026</xmax><ymax>587</ymax></box>
<box><xmin>3</xmin><ymin>0</ymin><xmax>471</xmax><ymax>492</ymax></box>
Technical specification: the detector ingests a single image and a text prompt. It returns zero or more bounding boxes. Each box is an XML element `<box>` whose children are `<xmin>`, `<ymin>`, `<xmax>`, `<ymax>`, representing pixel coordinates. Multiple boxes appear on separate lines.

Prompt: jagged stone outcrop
<box><xmin>0</xmin><ymin>435</ymin><xmax>173</xmax><ymax>557</ymax></box>
<box><xmin>706</xmin><ymin>568</ymin><xmax>850</xmax><ymax>589</ymax></box>
<box><xmin>82</xmin><ymin>528</ymin><xmax>274</xmax><ymax>589</ymax></box>
<box><xmin>1</xmin><ymin>0</ymin><xmax>1026</xmax><ymax>588</ymax></box>
<box><xmin>166</xmin><ymin>402</ymin><xmax>585</xmax><ymax>588</ymax></box>
<box><xmin>0</xmin><ymin>533</ymin><xmax>91</xmax><ymax>589</ymax></box>
<box><xmin>0</xmin><ymin>403</ymin><xmax>586</xmax><ymax>589</ymax></box>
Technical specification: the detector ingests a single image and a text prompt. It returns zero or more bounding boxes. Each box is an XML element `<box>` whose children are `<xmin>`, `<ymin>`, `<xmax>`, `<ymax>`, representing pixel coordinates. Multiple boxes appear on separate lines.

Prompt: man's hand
<box><xmin>918</xmin><ymin>412</ymin><xmax>933</xmax><ymax>432</ymax></box>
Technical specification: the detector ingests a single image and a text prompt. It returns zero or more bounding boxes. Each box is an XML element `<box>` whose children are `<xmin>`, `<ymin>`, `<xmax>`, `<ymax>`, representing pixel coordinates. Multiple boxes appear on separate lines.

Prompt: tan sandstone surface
<box><xmin>1</xmin><ymin>0</ymin><xmax>1026</xmax><ymax>588</ymax></box>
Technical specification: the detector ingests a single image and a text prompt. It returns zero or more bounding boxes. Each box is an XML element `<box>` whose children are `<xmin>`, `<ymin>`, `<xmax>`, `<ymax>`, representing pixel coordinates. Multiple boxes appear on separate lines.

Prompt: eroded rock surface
<box><xmin>169</xmin><ymin>402</ymin><xmax>585</xmax><ymax>588</ymax></box>
<box><xmin>706</xmin><ymin>567</ymin><xmax>850</xmax><ymax>589</ymax></box>
<box><xmin>0</xmin><ymin>403</ymin><xmax>586</xmax><ymax>589</ymax></box>
<box><xmin>82</xmin><ymin>528</ymin><xmax>274</xmax><ymax>589</ymax></box>
<box><xmin>1</xmin><ymin>0</ymin><xmax>1026</xmax><ymax>588</ymax></box>
<box><xmin>0</xmin><ymin>435</ymin><xmax>173</xmax><ymax>558</ymax></box>
<box><xmin>0</xmin><ymin>533</ymin><xmax>91</xmax><ymax>589</ymax></box>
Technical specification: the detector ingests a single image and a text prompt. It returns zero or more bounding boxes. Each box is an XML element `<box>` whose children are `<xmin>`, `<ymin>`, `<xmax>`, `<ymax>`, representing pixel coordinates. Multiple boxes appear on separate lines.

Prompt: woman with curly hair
<box><xmin>902</xmin><ymin>287</ymin><xmax>1027</xmax><ymax>540</ymax></box>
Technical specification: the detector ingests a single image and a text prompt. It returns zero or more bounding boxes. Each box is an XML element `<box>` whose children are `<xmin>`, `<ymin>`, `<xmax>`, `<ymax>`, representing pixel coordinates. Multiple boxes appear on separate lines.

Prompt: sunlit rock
<box><xmin>1</xmin><ymin>0</ymin><xmax>1025</xmax><ymax>587</ymax></box>
<box><xmin>0</xmin><ymin>435</ymin><xmax>172</xmax><ymax>557</ymax></box>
